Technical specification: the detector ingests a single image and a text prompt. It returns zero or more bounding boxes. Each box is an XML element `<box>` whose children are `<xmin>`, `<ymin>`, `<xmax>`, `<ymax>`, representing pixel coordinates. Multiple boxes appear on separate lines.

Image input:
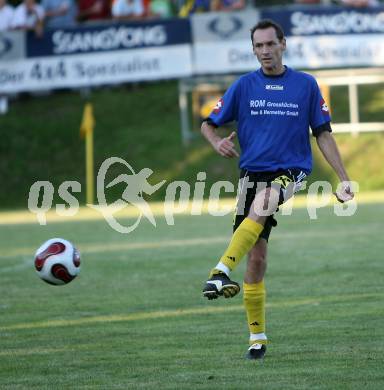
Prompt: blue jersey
<box><xmin>208</xmin><ymin>67</ymin><xmax>331</xmax><ymax>174</ymax></box>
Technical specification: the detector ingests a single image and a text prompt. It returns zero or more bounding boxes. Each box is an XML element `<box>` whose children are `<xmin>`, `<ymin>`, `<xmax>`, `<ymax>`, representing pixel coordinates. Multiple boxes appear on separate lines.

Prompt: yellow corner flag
<box><xmin>80</xmin><ymin>103</ymin><xmax>95</xmax><ymax>139</ymax></box>
<box><xmin>80</xmin><ymin>103</ymin><xmax>95</xmax><ymax>205</ymax></box>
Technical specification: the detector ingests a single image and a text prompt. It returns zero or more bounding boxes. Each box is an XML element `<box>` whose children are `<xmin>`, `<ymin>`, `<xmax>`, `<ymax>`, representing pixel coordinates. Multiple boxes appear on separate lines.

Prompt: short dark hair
<box><xmin>250</xmin><ymin>19</ymin><xmax>285</xmax><ymax>45</ymax></box>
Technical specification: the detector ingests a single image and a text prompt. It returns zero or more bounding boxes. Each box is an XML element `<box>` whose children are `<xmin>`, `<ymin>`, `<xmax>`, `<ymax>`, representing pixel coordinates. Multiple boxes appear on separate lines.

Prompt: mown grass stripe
<box><xmin>0</xmin><ymin>224</ymin><xmax>379</xmax><ymax>261</ymax></box>
<box><xmin>1</xmin><ymin>293</ymin><xmax>381</xmax><ymax>332</ymax></box>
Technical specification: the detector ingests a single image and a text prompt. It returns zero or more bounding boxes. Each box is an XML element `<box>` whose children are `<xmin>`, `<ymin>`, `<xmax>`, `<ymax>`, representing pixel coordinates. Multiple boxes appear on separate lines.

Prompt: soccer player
<box><xmin>201</xmin><ymin>19</ymin><xmax>354</xmax><ymax>360</ymax></box>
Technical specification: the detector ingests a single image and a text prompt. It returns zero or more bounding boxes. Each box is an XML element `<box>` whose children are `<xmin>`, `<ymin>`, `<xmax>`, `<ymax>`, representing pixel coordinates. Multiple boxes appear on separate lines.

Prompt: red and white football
<box><xmin>34</xmin><ymin>238</ymin><xmax>80</xmax><ymax>285</ymax></box>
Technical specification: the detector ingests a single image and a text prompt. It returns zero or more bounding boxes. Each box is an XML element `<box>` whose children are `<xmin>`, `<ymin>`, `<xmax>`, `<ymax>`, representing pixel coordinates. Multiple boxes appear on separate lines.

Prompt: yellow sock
<box><xmin>219</xmin><ymin>218</ymin><xmax>263</xmax><ymax>271</ymax></box>
<box><xmin>243</xmin><ymin>281</ymin><xmax>266</xmax><ymax>344</ymax></box>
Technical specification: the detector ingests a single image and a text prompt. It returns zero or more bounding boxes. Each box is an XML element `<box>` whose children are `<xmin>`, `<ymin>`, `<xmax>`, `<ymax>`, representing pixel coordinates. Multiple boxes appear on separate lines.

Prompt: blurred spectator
<box><xmin>252</xmin><ymin>0</ymin><xmax>291</xmax><ymax>6</ymax></box>
<box><xmin>11</xmin><ymin>0</ymin><xmax>44</xmax><ymax>35</ymax></box>
<box><xmin>42</xmin><ymin>0</ymin><xmax>77</xmax><ymax>28</ymax></box>
<box><xmin>337</xmin><ymin>0</ymin><xmax>379</xmax><ymax>6</ymax></box>
<box><xmin>78</xmin><ymin>0</ymin><xmax>110</xmax><ymax>22</ymax></box>
<box><xmin>211</xmin><ymin>0</ymin><xmax>246</xmax><ymax>11</ymax></box>
<box><xmin>149</xmin><ymin>0</ymin><xmax>174</xmax><ymax>18</ymax></box>
<box><xmin>179</xmin><ymin>0</ymin><xmax>210</xmax><ymax>17</ymax></box>
<box><xmin>0</xmin><ymin>0</ymin><xmax>14</xmax><ymax>31</ymax></box>
<box><xmin>112</xmin><ymin>0</ymin><xmax>146</xmax><ymax>20</ymax></box>
<box><xmin>295</xmin><ymin>0</ymin><xmax>323</xmax><ymax>4</ymax></box>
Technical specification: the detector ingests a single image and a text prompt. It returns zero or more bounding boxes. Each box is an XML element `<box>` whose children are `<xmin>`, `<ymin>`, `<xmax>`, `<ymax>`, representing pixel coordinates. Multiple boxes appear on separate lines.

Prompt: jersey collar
<box><xmin>258</xmin><ymin>65</ymin><xmax>289</xmax><ymax>79</ymax></box>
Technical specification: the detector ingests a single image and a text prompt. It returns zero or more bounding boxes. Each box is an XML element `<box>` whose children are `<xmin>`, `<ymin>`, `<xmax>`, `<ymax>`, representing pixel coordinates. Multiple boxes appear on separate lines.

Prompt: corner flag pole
<box><xmin>80</xmin><ymin>103</ymin><xmax>95</xmax><ymax>205</ymax></box>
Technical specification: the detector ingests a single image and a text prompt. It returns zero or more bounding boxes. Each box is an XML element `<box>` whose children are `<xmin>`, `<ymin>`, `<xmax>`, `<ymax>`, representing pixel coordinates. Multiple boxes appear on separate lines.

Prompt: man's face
<box><xmin>24</xmin><ymin>0</ymin><xmax>36</xmax><ymax>10</ymax></box>
<box><xmin>252</xmin><ymin>27</ymin><xmax>286</xmax><ymax>72</ymax></box>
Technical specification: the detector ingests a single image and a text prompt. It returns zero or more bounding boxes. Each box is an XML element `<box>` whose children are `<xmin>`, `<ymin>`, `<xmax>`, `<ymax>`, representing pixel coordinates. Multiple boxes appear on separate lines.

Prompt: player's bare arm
<box><xmin>316</xmin><ymin>130</ymin><xmax>354</xmax><ymax>202</ymax></box>
<box><xmin>201</xmin><ymin>121</ymin><xmax>239</xmax><ymax>158</ymax></box>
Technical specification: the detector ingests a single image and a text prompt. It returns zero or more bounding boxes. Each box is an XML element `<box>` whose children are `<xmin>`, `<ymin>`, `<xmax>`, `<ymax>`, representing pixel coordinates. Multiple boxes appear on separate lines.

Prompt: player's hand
<box><xmin>215</xmin><ymin>131</ymin><xmax>239</xmax><ymax>158</ymax></box>
<box><xmin>334</xmin><ymin>181</ymin><xmax>354</xmax><ymax>203</ymax></box>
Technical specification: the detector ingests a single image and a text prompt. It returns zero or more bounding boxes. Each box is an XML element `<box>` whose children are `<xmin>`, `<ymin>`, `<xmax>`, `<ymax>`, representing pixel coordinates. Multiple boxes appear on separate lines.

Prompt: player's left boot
<box><xmin>245</xmin><ymin>343</ymin><xmax>266</xmax><ymax>360</ymax></box>
<box><xmin>202</xmin><ymin>271</ymin><xmax>240</xmax><ymax>300</ymax></box>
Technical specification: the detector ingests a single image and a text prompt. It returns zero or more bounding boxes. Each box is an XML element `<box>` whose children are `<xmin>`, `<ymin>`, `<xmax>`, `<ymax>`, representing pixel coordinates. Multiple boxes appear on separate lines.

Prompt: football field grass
<box><xmin>0</xmin><ymin>203</ymin><xmax>383</xmax><ymax>389</ymax></box>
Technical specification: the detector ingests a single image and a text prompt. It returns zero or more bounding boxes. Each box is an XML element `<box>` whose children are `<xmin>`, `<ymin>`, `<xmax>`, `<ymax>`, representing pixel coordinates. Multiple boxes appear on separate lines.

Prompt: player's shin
<box><xmin>214</xmin><ymin>218</ymin><xmax>263</xmax><ymax>274</ymax></box>
<box><xmin>243</xmin><ymin>280</ymin><xmax>267</xmax><ymax>345</ymax></box>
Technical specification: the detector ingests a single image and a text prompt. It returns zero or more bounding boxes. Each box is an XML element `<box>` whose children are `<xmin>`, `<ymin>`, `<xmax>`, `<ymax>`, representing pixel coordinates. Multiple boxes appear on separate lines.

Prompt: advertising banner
<box><xmin>261</xmin><ymin>6</ymin><xmax>384</xmax><ymax>69</ymax></box>
<box><xmin>191</xmin><ymin>9</ymin><xmax>261</xmax><ymax>74</ymax></box>
<box><xmin>262</xmin><ymin>7</ymin><xmax>384</xmax><ymax>36</ymax></box>
<box><xmin>26</xmin><ymin>18</ymin><xmax>191</xmax><ymax>57</ymax></box>
<box><xmin>0</xmin><ymin>31</ymin><xmax>25</xmax><ymax>61</ymax></box>
<box><xmin>192</xmin><ymin>6</ymin><xmax>384</xmax><ymax>74</ymax></box>
<box><xmin>0</xmin><ymin>46</ymin><xmax>191</xmax><ymax>93</ymax></box>
<box><xmin>0</xmin><ymin>19</ymin><xmax>192</xmax><ymax>93</ymax></box>
<box><xmin>1</xmin><ymin>7</ymin><xmax>384</xmax><ymax>93</ymax></box>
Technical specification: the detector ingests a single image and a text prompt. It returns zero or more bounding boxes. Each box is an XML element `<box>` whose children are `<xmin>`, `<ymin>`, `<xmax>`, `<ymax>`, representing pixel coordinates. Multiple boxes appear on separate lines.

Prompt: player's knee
<box><xmin>249</xmin><ymin>249</ymin><xmax>267</xmax><ymax>266</ymax></box>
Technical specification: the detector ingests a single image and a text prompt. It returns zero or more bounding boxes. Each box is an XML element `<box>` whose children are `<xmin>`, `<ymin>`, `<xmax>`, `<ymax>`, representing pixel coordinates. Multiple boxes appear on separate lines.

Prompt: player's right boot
<box><xmin>245</xmin><ymin>343</ymin><xmax>266</xmax><ymax>360</ymax></box>
<box><xmin>202</xmin><ymin>271</ymin><xmax>240</xmax><ymax>300</ymax></box>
